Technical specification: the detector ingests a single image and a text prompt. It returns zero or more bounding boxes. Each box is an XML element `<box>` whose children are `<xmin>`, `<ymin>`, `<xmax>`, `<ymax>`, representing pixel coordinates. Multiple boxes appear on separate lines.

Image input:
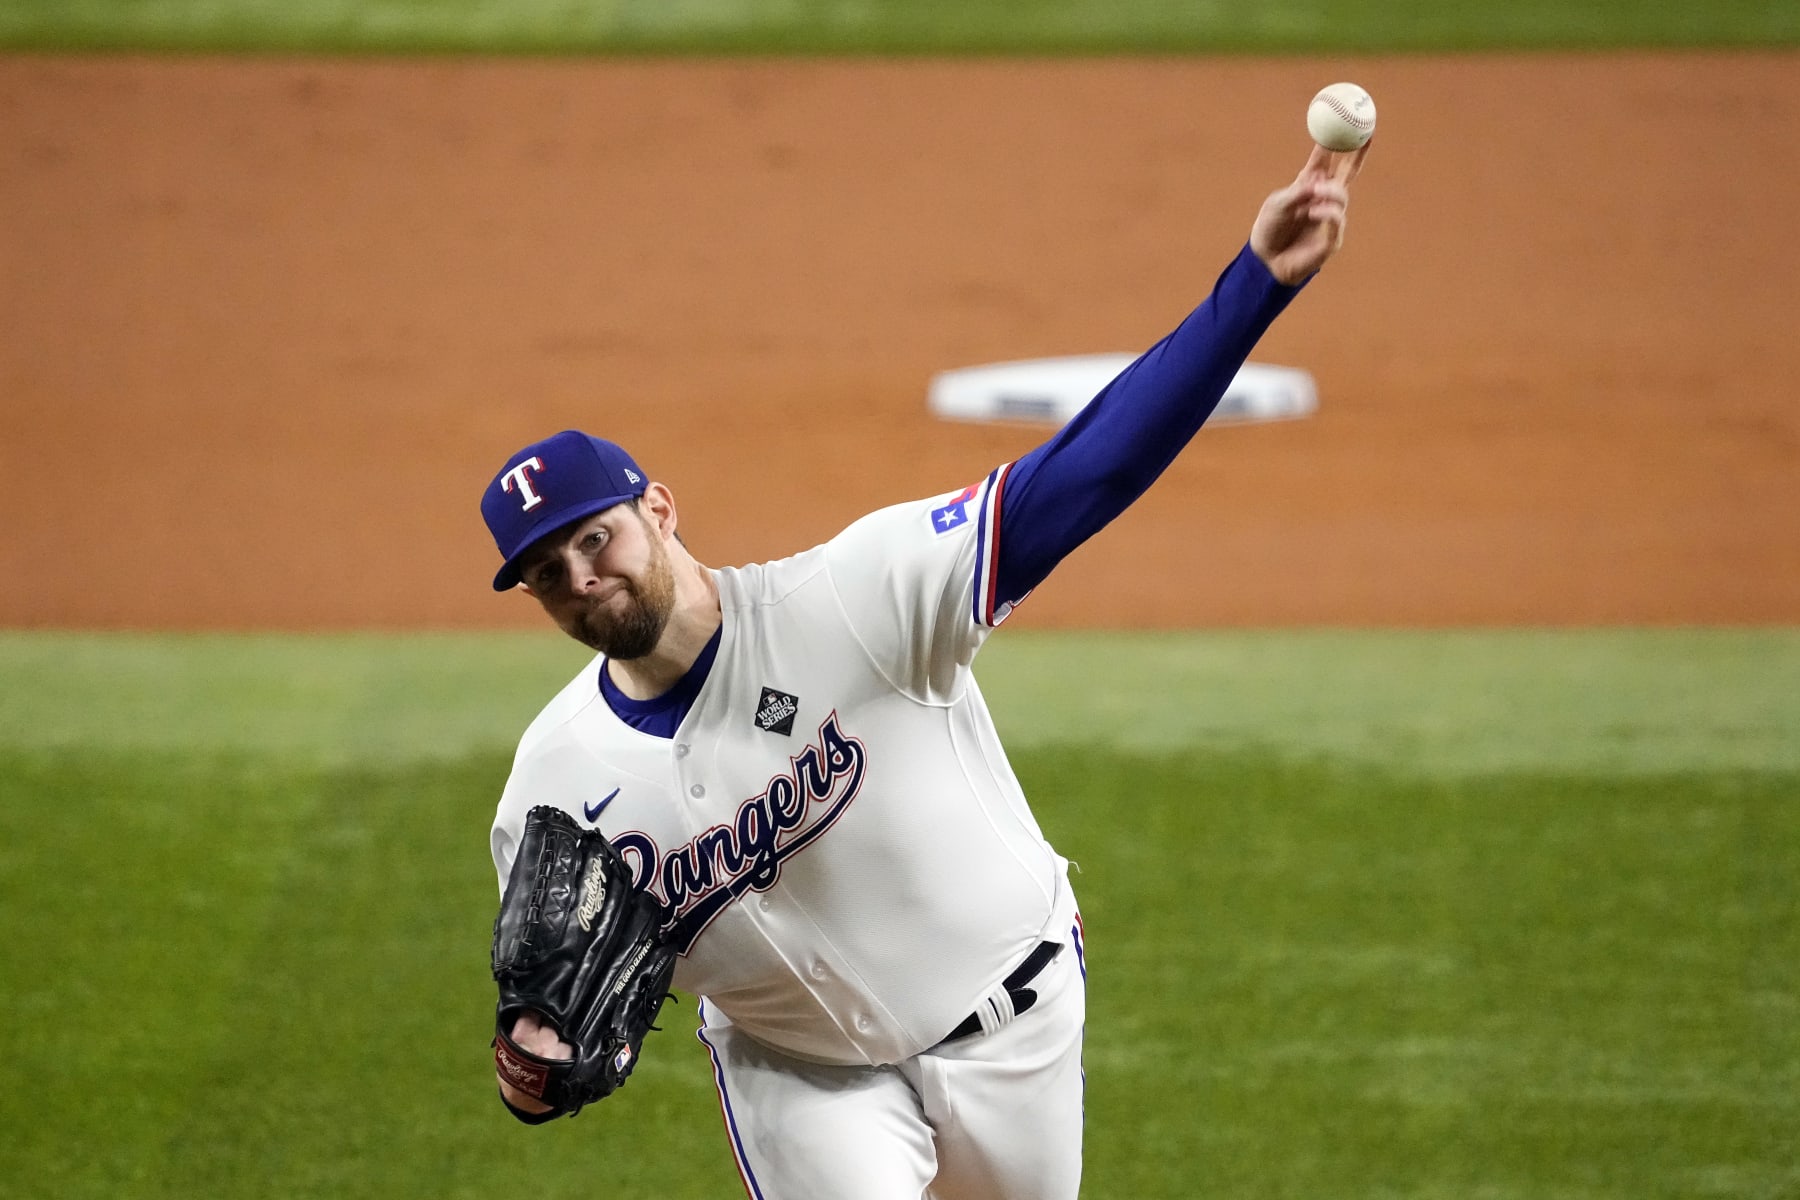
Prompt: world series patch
<box><xmin>754</xmin><ymin>687</ymin><xmax>799</xmax><ymax>736</ymax></box>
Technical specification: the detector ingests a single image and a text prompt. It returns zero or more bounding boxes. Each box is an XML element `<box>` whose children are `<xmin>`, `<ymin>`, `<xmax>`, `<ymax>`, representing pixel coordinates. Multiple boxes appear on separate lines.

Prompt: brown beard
<box><xmin>570</xmin><ymin>528</ymin><xmax>677</xmax><ymax>659</ymax></box>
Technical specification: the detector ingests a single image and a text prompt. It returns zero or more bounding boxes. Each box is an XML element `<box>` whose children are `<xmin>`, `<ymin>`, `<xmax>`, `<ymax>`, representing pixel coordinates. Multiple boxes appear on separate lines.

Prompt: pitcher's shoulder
<box><xmin>714</xmin><ymin>542</ymin><xmax>831</xmax><ymax>610</ymax></box>
<box><xmin>512</xmin><ymin>652</ymin><xmax>607</xmax><ymax>761</ymax></box>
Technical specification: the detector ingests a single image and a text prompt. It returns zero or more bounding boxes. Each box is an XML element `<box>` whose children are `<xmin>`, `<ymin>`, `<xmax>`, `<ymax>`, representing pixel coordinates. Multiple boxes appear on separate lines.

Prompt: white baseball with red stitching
<box><xmin>1307</xmin><ymin>82</ymin><xmax>1377</xmax><ymax>151</ymax></box>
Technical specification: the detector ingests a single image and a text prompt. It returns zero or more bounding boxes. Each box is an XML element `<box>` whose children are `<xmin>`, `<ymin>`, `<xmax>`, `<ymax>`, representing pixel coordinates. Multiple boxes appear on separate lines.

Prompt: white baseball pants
<box><xmin>696</xmin><ymin>913</ymin><xmax>1087</xmax><ymax>1200</ymax></box>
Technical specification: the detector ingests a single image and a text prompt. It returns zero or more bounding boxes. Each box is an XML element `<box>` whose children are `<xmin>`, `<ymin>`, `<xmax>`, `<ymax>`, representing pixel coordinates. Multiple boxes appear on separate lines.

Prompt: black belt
<box><xmin>944</xmin><ymin>939</ymin><xmax>1062</xmax><ymax>1042</ymax></box>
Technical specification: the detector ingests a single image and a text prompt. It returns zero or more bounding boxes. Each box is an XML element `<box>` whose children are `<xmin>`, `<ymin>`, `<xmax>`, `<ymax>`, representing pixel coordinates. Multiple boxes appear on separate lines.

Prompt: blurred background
<box><xmin>1</xmin><ymin>2</ymin><xmax>1795</xmax><ymax>1197</ymax></box>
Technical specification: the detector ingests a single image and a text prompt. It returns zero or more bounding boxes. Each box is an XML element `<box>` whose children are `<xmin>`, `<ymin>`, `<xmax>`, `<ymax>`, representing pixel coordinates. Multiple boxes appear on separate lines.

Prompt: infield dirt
<box><xmin>2</xmin><ymin>54</ymin><xmax>1795</xmax><ymax>628</ymax></box>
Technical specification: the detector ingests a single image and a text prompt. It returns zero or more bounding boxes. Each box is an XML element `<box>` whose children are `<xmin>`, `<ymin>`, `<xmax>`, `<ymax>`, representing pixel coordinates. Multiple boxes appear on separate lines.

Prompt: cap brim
<box><xmin>491</xmin><ymin>494</ymin><xmax>637</xmax><ymax>591</ymax></box>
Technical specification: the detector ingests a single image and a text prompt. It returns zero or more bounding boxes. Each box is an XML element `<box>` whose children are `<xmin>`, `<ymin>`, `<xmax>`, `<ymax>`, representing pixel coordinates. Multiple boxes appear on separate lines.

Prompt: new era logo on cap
<box><xmin>480</xmin><ymin>431</ymin><xmax>650</xmax><ymax>592</ymax></box>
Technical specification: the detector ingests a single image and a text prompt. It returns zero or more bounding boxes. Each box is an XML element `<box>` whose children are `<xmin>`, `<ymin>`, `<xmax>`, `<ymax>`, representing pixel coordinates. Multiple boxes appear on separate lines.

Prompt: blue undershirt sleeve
<box><xmin>990</xmin><ymin>243</ymin><xmax>1306</xmax><ymax>605</ymax></box>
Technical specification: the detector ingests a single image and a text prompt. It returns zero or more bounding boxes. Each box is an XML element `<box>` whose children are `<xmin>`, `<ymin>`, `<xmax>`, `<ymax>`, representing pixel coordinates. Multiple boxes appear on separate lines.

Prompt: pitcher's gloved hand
<box><xmin>491</xmin><ymin>806</ymin><xmax>677</xmax><ymax>1120</ymax></box>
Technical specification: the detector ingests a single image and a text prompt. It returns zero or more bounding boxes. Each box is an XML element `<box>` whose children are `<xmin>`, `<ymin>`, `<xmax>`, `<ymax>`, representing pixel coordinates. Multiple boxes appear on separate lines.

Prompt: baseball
<box><xmin>1306</xmin><ymin>82</ymin><xmax>1377</xmax><ymax>152</ymax></box>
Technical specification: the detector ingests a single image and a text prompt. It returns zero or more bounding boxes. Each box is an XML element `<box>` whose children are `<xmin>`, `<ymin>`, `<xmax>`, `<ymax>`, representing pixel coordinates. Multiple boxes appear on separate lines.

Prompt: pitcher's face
<box><xmin>517</xmin><ymin>501</ymin><xmax>677</xmax><ymax>659</ymax></box>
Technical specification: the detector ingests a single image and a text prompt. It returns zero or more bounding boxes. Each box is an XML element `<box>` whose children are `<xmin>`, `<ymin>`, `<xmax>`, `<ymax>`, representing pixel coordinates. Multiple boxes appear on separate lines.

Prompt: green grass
<box><xmin>1</xmin><ymin>0</ymin><xmax>1796</xmax><ymax>53</ymax></box>
<box><xmin>1060</xmin><ymin>750</ymin><xmax>1799</xmax><ymax>1198</ymax></box>
<box><xmin>1</xmin><ymin>630</ymin><xmax>1796</xmax><ymax>1198</ymax></box>
<box><xmin>0</xmin><ymin>747</ymin><xmax>741</xmax><ymax>1200</ymax></box>
<box><xmin>3</xmin><ymin>629</ymin><xmax>1793</xmax><ymax>774</ymax></box>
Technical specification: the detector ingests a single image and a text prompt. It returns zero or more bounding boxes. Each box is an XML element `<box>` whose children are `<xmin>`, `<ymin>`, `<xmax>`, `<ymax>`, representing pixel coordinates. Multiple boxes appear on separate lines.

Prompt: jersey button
<box><xmin>809</xmin><ymin>960</ymin><xmax>827</xmax><ymax>979</ymax></box>
<box><xmin>675</xmin><ymin>743</ymin><xmax>690</xmax><ymax>758</ymax></box>
<box><xmin>690</xmin><ymin>784</ymin><xmax>705</xmax><ymax>798</ymax></box>
<box><xmin>758</xmin><ymin>897</ymin><xmax>772</xmax><ymax>912</ymax></box>
<box><xmin>854</xmin><ymin>1015</ymin><xmax>873</xmax><ymax>1033</ymax></box>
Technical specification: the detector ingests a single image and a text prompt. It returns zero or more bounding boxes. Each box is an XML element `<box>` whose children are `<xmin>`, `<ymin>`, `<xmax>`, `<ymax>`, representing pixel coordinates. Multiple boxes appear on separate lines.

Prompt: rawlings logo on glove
<box><xmin>575</xmin><ymin>856</ymin><xmax>609</xmax><ymax>932</ymax></box>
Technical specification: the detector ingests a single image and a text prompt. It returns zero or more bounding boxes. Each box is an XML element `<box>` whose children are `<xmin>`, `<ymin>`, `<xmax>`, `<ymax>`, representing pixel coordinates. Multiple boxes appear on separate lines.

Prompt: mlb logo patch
<box><xmin>612</xmin><ymin>1045</ymin><xmax>634</xmax><ymax>1073</ymax></box>
<box><xmin>754</xmin><ymin>687</ymin><xmax>800</xmax><ymax>736</ymax></box>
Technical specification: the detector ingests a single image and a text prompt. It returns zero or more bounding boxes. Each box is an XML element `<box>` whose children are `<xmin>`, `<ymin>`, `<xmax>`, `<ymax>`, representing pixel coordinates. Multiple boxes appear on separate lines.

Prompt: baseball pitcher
<box><xmin>480</xmin><ymin>142</ymin><xmax>1369</xmax><ymax>1198</ymax></box>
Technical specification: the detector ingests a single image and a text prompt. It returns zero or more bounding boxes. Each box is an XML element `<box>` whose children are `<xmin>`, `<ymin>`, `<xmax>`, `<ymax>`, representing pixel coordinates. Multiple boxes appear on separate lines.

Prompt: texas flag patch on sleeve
<box><xmin>929</xmin><ymin>483</ymin><xmax>979</xmax><ymax>535</ymax></box>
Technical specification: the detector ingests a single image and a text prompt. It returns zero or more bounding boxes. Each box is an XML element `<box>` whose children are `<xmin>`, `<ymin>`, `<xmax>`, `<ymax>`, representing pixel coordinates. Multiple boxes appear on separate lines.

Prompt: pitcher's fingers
<box><xmin>1321</xmin><ymin>206</ymin><xmax>1347</xmax><ymax>250</ymax></box>
<box><xmin>1307</xmin><ymin>197</ymin><xmax>1347</xmax><ymax>222</ymax></box>
<box><xmin>1264</xmin><ymin>181</ymin><xmax>1310</xmax><ymax>225</ymax></box>
<box><xmin>1300</xmin><ymin>142</ymin><xmax>1334</xmax><ymax>181</ymax></box>
<box><xmin>1312</xmin><ymin>178</ymin><xmax>1351</xmax><ymax>207</ymax></box>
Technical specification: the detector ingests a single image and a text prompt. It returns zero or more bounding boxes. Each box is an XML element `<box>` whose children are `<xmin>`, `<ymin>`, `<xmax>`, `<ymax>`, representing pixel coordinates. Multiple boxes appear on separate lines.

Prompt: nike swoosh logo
<box><xmin>584</xmin><ymin>788</ymin><xmax>621</xmax><ymax>823</ymax></box>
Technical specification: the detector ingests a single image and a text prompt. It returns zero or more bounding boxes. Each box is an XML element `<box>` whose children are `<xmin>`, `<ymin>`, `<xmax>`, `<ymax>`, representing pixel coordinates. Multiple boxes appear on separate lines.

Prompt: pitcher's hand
<box><xmin>1250</xmin><ymin>142</ymin><xmax>1371</xmax><ymax>285</ymax></box>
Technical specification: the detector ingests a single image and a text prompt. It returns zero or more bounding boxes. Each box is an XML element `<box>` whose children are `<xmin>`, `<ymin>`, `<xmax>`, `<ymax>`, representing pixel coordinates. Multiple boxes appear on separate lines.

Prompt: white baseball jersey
<box><xmin>490</xmin><ymin>469</ymin><xmax>1073</xmax><ymax>1068</ymax></box>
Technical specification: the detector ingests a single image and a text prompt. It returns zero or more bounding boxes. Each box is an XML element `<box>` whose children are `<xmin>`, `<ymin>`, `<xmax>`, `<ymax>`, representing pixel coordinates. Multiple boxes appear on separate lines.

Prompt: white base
<box><xmin>928</xmin><ymin>354</ymin><xmax>1317</xmax><ymax>427</ymax></box>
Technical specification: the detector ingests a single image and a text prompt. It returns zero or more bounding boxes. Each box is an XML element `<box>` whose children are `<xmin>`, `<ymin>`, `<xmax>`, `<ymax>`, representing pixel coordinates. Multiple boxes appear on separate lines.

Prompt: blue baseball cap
<box><xmin>481</xmin><ymin>430</ymin><xmax>649</xmax><ymax>591</ymax></box>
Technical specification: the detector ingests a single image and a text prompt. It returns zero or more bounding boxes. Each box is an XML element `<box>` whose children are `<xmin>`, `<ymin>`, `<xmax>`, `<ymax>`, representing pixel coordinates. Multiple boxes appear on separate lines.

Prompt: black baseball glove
<box><xmin>491</xmin><ymin>805</ymin><xmax>677</xmax><ymax>1119</ymax></box>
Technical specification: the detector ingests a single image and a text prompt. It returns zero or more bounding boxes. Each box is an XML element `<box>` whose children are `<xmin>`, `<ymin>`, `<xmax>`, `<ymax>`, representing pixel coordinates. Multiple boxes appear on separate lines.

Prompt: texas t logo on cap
<box><xmin>501</xmin><ymin>457</ymin><xmax>547</xmax><ymax>511</ymax></box>
<box><xmin>480</xmin><ymin>431</ymin><xmax>650</xmax><ymax>591</ymax></box>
